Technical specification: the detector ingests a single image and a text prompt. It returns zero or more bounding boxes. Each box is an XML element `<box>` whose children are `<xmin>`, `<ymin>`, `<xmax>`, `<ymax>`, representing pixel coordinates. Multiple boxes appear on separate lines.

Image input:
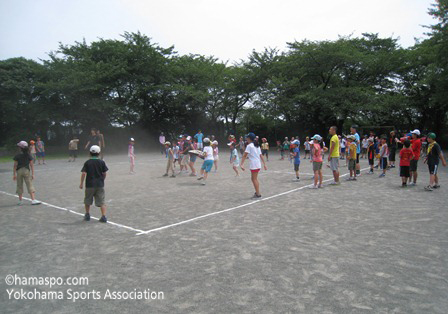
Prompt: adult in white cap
<box><xmin>409</xmin><ymin>129</ymin><xmax>421</xmax><ymax>186</ymax></box>
<box><xmin>13</xmin><ymin>141</ymin><xmax>41</xmax><ymax>205</ymax></box>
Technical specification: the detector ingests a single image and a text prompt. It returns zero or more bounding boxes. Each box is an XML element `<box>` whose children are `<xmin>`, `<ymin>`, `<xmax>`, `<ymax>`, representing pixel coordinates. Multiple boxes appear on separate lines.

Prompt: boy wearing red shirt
<box><xmin>399</xmin><ymin>140</ymin><xmax>415</xmax><ymax>187</ymax></box>
<box><xmin>409</xmin><ymin>129</ymin><xmax>421</xmax><ymax>185</ymax></box>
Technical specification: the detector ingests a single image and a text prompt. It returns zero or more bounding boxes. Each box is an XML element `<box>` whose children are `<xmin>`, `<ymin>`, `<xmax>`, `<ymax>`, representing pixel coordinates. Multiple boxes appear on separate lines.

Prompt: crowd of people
<box><xmin>11</xmin><ymin>125</ymin><xmax>446</xmax><ymax>223</ymax></box>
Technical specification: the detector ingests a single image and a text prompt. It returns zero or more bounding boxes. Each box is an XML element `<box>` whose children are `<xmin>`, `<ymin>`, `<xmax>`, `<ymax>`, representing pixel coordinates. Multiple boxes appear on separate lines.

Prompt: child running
<box><xmin>309</xmin><ymin>135</ymin><xmax>326</xmax><ymax>189</ymax></box>
<box><xmin>13</xmin><ymin>141</ymin><xmax>42</xmax><ymax>205</ymax></box>
<box><xmin>197</xmin><ymin>138</ymin><xmax>214</xmax><ymax>185</ymax></box>
<box><xmin>424</xmin><ymin>133</ymin><xmax>447</xmax><ymax>191</ymax></box>
<box><xmin>399</xmin><ymin>140</ymin><xmax>414</xmax><ymax>187</ymax></box>
<box><xmin>228</xmin><ymin>142</ymin><xmax>240</xmax><ymax>176</ymax></box>
<box><xmin>80</xmin><ymin>145</ymin><xmax>108</xmax><ymax>223</ymax></box>
<box><xmin>163</xmin><ymin>141</ymin><xmax>176</xmax><ymax>177</ymax></box>
<box><xmin>240</xmin><ymin>133</ymin><xmax>267</xmax><ymax>198</ymax></box>
<box><xmin>128</xmin><ymin>138</ymin><xmax>135</xmax><ymax>174</ymax></box>
<box><xmin>291</xmin><ymin>139</ymin><xmax>301</xmax><ymax>181</ymax></box>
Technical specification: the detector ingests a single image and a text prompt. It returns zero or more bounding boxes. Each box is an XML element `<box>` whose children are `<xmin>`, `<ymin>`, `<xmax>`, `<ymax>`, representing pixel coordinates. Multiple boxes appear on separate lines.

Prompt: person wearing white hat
<box><xmin>128</xmin><ymin>138</ymin><xmax>136</xmax><ymax>174</ymax></box>
<box><xmin>309</xmin><ymin>135</ymin><xmax>327</xmax><ymax>189</ymax></box>
<box><xmin>409</xmin><ymin>129</ymin><xmax>422</xmax><ymax>185</ymax></box>
<box><xmin>13</xmin><ymin>141</ymin><xmax>42</xmax><ymax>205</ymax></box>
<box><xmin>80</xmin><ymin>145</ymin><xmax>109</xmax><ymax>223</ymax></box>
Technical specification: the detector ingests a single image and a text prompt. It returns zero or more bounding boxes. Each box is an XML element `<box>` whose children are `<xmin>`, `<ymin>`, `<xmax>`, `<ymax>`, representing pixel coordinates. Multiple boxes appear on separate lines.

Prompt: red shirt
<box><xmin>410</xmin><ymin>138</ymin><xmax>421</xmax><ymax>159</ymax></box>
<box><xmin>399</xmin><ymin>148</ymin><xmax>414</xmax><ymax>166</ymax></box>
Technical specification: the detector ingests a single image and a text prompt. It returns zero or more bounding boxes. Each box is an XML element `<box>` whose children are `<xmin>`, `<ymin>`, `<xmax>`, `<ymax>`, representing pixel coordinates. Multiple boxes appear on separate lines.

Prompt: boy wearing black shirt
<box><xmin>424</xmin><ymin>133</ymin><xmax>446</xmax><ymax>191</ymax></box>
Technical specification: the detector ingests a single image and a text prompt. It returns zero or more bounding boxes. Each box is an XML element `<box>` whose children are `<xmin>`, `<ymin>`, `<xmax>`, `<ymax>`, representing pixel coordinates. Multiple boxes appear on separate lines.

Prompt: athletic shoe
<box><xmin>163</xmin><ymin>173</ymin><xmax>168</xmax><ymax>177</ymax></box>
<box><xmin>345</xmin><ymin>177</ymin><xmax>353</xmax><ymax>181</ymax></box>
<box><xmin>189</xmin><ymin>173</ymin><xmax>197</xmax><ymax>177</ymax></box>
<box><xmin>379</xmin><ymin>173</ymin><xmax>386</xmax><ymax>178</ymax></box>
<box><xmin>84</xmin><ymin>213</ymin><xmax>90</xmax><ymax>221</ymax></box>
<box><xmin>31</xmin><ymin>200</ymin><xmax>41</xmax><ymax>205</ymax></box>
<box><xmin>99</xmin><ymin>215</ymin><xmax>107</xmax><ymax>223</ymax></box>
<box><xmin>433</xmin><ymin>184</ymin><xmax>440</xmax><ymax>189</ymax></box>
<box><xmin>367</xmin><ymin>170</ymin><xmax>374</xmax><ymax>175</ymax></box>
<box><xmin>424</xmin><ymin>185</ymin><xmax>433</xmax><ymax>191</ymax></box>
<box><xmin>17</xmin><ymin>201</ymin><xmax>23</xmax><ymax>206</ymax></box>
<box><xmin>251</xmin><ymin>193</ymin><xmax>262</xmax><ymax>199</ymax></box>
<box><xmin>201</xmin><ymin>181</ymin><xmax>206</xmax><ymax>186</ymax></box>
<box><xmin>170</xmin><ymin>175</ymin><xmax>176</xmax><ymax>178</ymax></box>
<box><xmin>308</xmin><ymin>185</ymin><xmax>318</xmax><ymax>189</ymax></box>
<box><xmin>318</xmin><ymin>184</ymin><xmax>324</xmax><ymax>188</ymax></box>
<box><xmin>329</xmin><ymin>181</ymin><xmax>340</xmax><ymax>185</ymax></box>
<box><xmin>294</xmin><ymin>178</ymin><xmax>300</xmax><ymax>182</ymax></box>
<box><xmin>197</xmin><ymin>177</ymin><xmax>203</xmax><ymax>181</ymax></box>
<box><xmin>352</xmin><ymin>177</ymin><xmax>357</xmax><ymax>181</ymax></box>
<box><xmin>408</xmin><ymin>182</ymin><xmax>416</xmax><ymax>186</ymax></box>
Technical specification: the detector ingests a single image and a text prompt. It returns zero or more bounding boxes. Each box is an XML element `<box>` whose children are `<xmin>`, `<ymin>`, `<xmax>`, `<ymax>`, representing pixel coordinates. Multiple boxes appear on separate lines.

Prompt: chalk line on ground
<box><xmin>136</xmin><ymin>167</ymin><xmax>370</xmax><ymax>236</ymax></box>
<box><xmin>0</xmin><ymin>190</ymin><xmax>145</xmax><ymax>234</ymax></box>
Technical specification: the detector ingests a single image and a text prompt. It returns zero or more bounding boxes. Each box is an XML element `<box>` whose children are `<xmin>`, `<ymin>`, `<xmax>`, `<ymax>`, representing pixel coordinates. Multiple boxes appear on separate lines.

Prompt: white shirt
<box><xmin>245</xmin><ymin>143</ymin><xmax>262</xmax><ymax>170</ymax></box>
<box><xmin>203</xmin><ymin>146</ymin><xmax>214</xmax><ymax>161</ymax></box>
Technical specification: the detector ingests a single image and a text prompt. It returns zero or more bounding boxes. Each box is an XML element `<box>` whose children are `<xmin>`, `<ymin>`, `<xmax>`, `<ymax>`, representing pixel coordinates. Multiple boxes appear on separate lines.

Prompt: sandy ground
<box><xmin>0</xmin><ymin>151</ymin><xmax>447</xmax><ymax>313</ymax></box>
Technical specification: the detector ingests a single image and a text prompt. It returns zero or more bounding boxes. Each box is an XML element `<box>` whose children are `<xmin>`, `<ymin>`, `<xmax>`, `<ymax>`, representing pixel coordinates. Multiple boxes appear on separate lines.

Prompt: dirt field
<box><xmin>1</xmin><ymin>151</ymin><xmax>447</xmax><ymax>313</ymax></box>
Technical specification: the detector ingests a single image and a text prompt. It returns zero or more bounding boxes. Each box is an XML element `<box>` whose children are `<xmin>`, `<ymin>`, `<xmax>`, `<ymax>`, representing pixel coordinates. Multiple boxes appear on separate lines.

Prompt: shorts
<box><xmin>348</xmin><ymin>159</ymin><xmax>356</xmax><ymax>171</ymax></box>
<box><xmin>362</xmin><ymin>148</ymin><xmax>367</xmax><ymax>154</ymax></box>
<box><xmin>214</xmin><ymin>155</ymin><xmax>219</xmax><ymax>161</ymax></box>
<box><xmin>250</xmin><ymin>169</ymin><xmax>260</xmax><ymax>173</ymax></box>
<box><xmin>37</xmin><ymin>151</ymin><xmax>45</xmax><ymax>158</ymax></box>
<box><xmin>341</xmin><ymin>148</ymin><xmax>346</xmax><ymax>154</ymax></box>
<box><xmin>262</xmin><ymin>149</ymin><xmax>269</xmax><ymax>156</ymax></box>
<box><xmin>190</xmin><ymin>154</ymin><xmax>197</xmax><ymax>163</ymax></box>
<box><xmin>428</xmin><ymin>163</ymin><xmax>438</xmax><ymax>175</ymax></box>
<box><xmin>368</xmin><ymin>158</ymin><xmax>374</xmax><ymax>166</ymax></box>
<box><xmin>410</xmin><ymin>159</ymin><xmax>418</xmax><ymax>172</ymax></box>
<box><xmin>400</xmin><ymin>166</ymin><xmax>410</xmax><ymax>177</ymax></box>
<box><xmin>233</xmin><ymin>162</ymin><xmax>240</xmax><ymax>167</ymax></box>
<box><xmin>197</xmin><ymin>142</ymin><xmax>203</xmax><ymax>149</ymax></box>
<box><xmin>330</xmin><ymin>157</ymin><xmax>339</xmax><ymax>171</ymax></box>
<box><xmin>69</xmin><ymin>150</ymin><xmax>78</xmax><ymax>157</ymax></box>
<box><xmin>305</xmin><ymin>149</ymin><xmax>310</xmax><ymax>154</ymax></box>
<box><xmin>181</xmin><ymin>154</ymin><xmax>190</xmax><ymax>166</ymax></box>
<box><xmin>380</xmin><ymin>157</ymin><xmax>388</xmax><ymax>170</ymax></box>
<box><xmin>201</xmin><ymin>160</ymin><xmax>214</xmax><ymax>173</ymax></box>
<box><xmin>389</xmin><ymin>148</ymin><xmax>396</xmax><ymax>162</ymax></box>
<box><xmin>356</xmin><ymin>153</ymin><xmax>360</xmax><ymax>164</ymax></box>
<box><xmin>84</xmin><ymin>187</ymin><xmax>105</xmax><ymax>207</ymax></box>
<box><xmin>313</xmin><ymin>162</ymin><xmax>322</xmax><ymax>171</ymax></box>
<box><xmin>16</xmin><ymin>167</ymin><xmax>35</xmax><ymax>195</ymax></box>
<box><xmin>294</xmin><ymin>163</ymin><xmax>300</xmax><ymax>171</ymax></box>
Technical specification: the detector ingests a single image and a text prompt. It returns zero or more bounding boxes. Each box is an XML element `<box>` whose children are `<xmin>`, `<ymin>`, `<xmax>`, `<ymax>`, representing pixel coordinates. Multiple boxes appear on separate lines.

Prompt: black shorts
<box><xmin>410</xmin><ymin>159</ymin><xmax>418</xmax><ymax>172</ymax></box>
<box><xmin>262</xmin><ymin>149</ymin><xmax>269</xmax><ymax>156</ymax></box>
<box><xmin>368</xmin><ymin>158</ymin><xmax>374</xmax><ymax>166</ymax></box>
<box><xmin>428</xmin><ymin>163</ymin><xmax>438</xmax><ymax>175</ymax></box>
<box><xmin>356</xmin><ymin>153</ymin><xmax>360</xmax><ymax>164</ymax></box>
<box><xmin>380</xmin><ymin>157</ymin><xmax>388</xmax><ymax>170</ymax></box>
<box><xmin>69</xmin><ymin>150</ymin><xmax>78</xmax><ymax>157</ymax></box>
<box><xmin>389</xmin><ymin>149</ymin><xmax>396</xmax><ymax>162</ymax></box>
<box><xmin>294</xmin><ymin>164</ymin><xmax>300</xmax><ymax>171</ymax></box>
<box><xmin>400</xmin><ymin>166</ymin><xmax>410</xmax><ymax>177</ymax></box>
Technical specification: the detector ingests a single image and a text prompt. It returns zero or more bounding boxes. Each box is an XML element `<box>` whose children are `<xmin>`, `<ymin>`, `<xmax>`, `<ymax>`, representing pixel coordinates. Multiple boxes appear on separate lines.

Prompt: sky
<box><xmin>0</xmin><ymin>0</ymin><xmax>437</xmax><ymax>63</ymax></box>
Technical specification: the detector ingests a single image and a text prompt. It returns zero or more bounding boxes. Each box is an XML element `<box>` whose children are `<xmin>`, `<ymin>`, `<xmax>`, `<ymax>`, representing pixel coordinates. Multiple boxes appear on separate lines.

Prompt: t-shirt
<box><xmin>69</xmin><ymin>139</ymin><xmax>79</xmax><ymax>150</ymax></box>
<box><xmin>410</xmin><ymin>138</ymin><xmax>421</xmax><ymax>160</ymax></box>
<box><xmin>312</xmin><ymin>143</ymin><xmax>322</xmax><ymax>162</ymax></box>
<box><xmin>330</xmin><ymin>134</ymin><xmax>340</xmax><ymax>158</ymax></box>
<box><xmin>88</xmin><ymin>135</ymin><xmax>100</xmax><ymax>147</ymax></box>
<box><xmin>173</xmin><ymin>146</ymin><xmax>179</xmax><ymax>159</ymax></box>
<box><xmin>36</xmin><ymin>141</ymin><xmax>44</xmax><ymax>152</ymax></box>
<box><xmin>388</xmin><ymin>135</ymin><xmax>397</xmax><ymax>150</ymax></box>
<box><xmin>399</xmin><ymin>148</ymin><xmax>414</xmax><ymax>166</ymax></box>
<box><xmin>304</xmin><ymin>141</ymin><xmax>310</xmax><ymax>150</ymax></box>
<box><xmin>380</xmin><ymin>143</ymin><xmax>388</xmax><ymax>158</ymax></box>
<box><xmin>245</xmin><ymin>143</ymin><xmax>262</xmax><ymax>170</ymax></box>
<box><xmin>159</xmin><ymin>135</ymin><xmax>165</xmax><ymax>144</ymax></box>
<box><xmin>367</xmin><ymin>144</ymin><xmax>375</xmax><ymax>159</ymax></box>
<box><xmin>348</xmin><ymin>143</ymin><xmax>357</xmax><ymax>160</ymax></box>
<box><xmin>362</xmin><ymin>139</ymin><xmax>369</xmax><ymax>149</ymax></box>
<box><xmin>81</xmin><ymin>158</ymin><xmax>109</xmax><ymax>188</ymax></box>
<box><xmin>293</xmin><ymin>147</ymin><xmax>301</xmax><ymax>165</ymax></box>
<box><xmin>231</xmin><ymin>148</ymin><xmax>240</xmax><ymax>164</ymax></box>
<box><xmin>194</xmin><ymin>133</ymin><xmax>203</xmax><ymax>143</ymax></box>
<box><xmin>261</xmin><ymin>142</ymin><xmax>269</xmax><ymax>150</ymax></box>
<box><xmin>427</xmin><ymin>142</ymin><xmax>441</xmax><ymax>165</ymax></box>
<box><xmin>203</xmin><ymin>146</ymin><xmax>214</xmax><ymax>161</ymax></box>
<box><xmin>341</xmin><ymin>139</ymin><xmax>346</xmax><ymax>149</ymax></box>
<box><xmin>213</xmin><ymin>147</ymin><xmax>219</xmax><ymax>157</ymax></box>
<box><xmin>13</xmin><ymin>153</ymin><xmax>33</xmax><ymax>170</ymax></box>
<box><xmin>128</xmin><ymin>144</ymin><xmax>134</xmax><ymax>157</ymax></box>
<box><xmin>30</xmin><ymin>145</ymin><xmax>36</xmax><ymax>154</ymax></box>
<box><xmin>354</xmin><ymin>133</ymin><xmax>361</xmax><ymax>154</ymax></box>
<box><xmin>167</xmin><ymin>148</ymin><xmax>174</xmax><ymax>160</ymax></box>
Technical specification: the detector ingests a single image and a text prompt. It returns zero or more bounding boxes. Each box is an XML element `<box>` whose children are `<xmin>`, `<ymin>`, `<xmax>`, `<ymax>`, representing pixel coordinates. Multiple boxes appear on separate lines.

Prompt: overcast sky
<box><xmin>0</xmin><ymin>0</ymin><xmax>437</xmax><ymax>63</ymax></box>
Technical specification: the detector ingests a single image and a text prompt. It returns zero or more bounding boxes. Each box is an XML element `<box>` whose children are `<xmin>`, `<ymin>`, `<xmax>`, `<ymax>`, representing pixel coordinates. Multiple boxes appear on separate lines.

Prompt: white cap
<box><xmin>90</xmin><ymin>145</ymin><xmax>101</xmax><ymax>153</ymax></box>
<box><xmin>203</xmin><ymin>137</ymin><xmax>210</xmax><ymax>143</ymax></box>
<box><xmin>130</xmin><ymin>137</ymin><xmax>135</xmax><ymax>141</ymax></box>
<box><xmin>212</xmin><ymin>140</ymin><xmax>218</xmax><ymax>145</ymax></box>
<box><xmin>186</xmin><ymin>136</ymin><xmax>192</xmax><ymax>141</ymax></box>
<box><xmin>17</xmin><ymin>141</ymin><xmax>28</xmax><ymax>148</ymax></box>
<box><xmin>411</xmin><ymin>129</ymin><xmax>421</xmax><ymax>136</ymax></box>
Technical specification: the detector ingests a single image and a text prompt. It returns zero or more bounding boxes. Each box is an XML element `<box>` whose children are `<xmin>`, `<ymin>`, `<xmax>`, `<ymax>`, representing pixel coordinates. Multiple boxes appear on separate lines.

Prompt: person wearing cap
<box><xmin>328</xmin><ymin>126</ymin><xmax>340</xmax><ymax>185</ymax></box>
<box><xmin>290</xmin><ymin>140</ymin><xmax>301</xmax><ymax>181</ymax></box>
<box><xmin>261</xmin><ymin>138</ymin><xmax>270</xmax><ymax>162</ymax></box>
<box><xmin>350</xmin><ymin>125</ymin><xmax>361</xmax><ymax>175</ymax></box>
<box><xmin>163</xmin><ymin>141</ymin><xmax>176</xmax><ymax>178</ymax></box>
<box><xmin>197</xmin><ymin>138</ymin><xmax>214</xmax><ymax>185</ymax></box>
<box><xmin>13</xmin><ymin>141</ymin><xmax>42</xmax><ymax>205</ymax></box>
<box><xmin>309</xmin><ymin>135</ymin><xmax>326</xmax><ymax>188</ymax></box>
<box><xmin>128</xmin><ymin>138</ymin><xmax>136</xmax><ymax>174</ymax></box>
<box><xmin>80</xmin><ymin>145</ymin><xmax>109</xmax><ymax>223</ymax></box>
<box><xmin>240</xmin><ymin>132</ymin><xmax>267</xmax><ymax>198</ymax></box>
<box><xmin>367</xmin><ymin>138</ymin><xmax>375</xmax><ymax>174</ymax></box>
<box><xmin>194</xmin><ymin>130</ymin><xmax>204</xmax><ymax>150</ymax></box>
<box><xmin>407</xmin><ymin>129</ymin><xmax>422</xmax><ymax>185</ymax></box>
<box><xmin>424</xmin><ymin>133</ymin><xmax>446</xmax><ymax>191</ymax></box>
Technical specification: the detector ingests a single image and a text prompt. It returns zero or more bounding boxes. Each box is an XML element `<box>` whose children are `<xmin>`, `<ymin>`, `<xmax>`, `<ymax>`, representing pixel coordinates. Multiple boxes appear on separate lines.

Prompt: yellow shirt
<box><xmin>330</xmin><ymin>134</ymin><xmax>340</xmax><ymax>158</ymax></box>
<box><xmin>349</xmin><ymin>143</ymin><xmax>357</xmax><ymax>160</ymax></box>
<box><xmin>261</xmin><ymin>143</ymin><xmax>269</xmax><ymax>150</ymax></box>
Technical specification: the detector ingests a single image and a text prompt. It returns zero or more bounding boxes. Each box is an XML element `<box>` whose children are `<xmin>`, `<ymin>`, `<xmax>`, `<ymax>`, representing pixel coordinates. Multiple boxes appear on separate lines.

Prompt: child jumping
<box><xmin>240</xmin><ymin>133</ymin><xmax>267</xmax><ymax>198</ymax></box>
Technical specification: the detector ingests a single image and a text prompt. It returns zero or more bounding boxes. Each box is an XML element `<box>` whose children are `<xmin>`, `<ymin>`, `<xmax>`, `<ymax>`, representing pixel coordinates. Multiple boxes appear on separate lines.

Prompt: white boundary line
<box><xmin>0</xmin><ymin>190</ymin><xmax>145</xmax><ymax>234</ymax></box>
<box><xmin>136</xmin><ymin>167</ymin><xmax>370</xmax><ymax>236</ymax></box>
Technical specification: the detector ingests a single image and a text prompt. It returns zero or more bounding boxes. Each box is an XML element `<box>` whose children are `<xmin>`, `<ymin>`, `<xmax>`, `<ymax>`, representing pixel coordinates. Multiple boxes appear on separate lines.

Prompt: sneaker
<box><xmin>433</xmin><ymin>184</ymin><xmax>440</xmax><ymax>189</ymax></box>
<box><xmin>329</xmin><ymin>181</ymin><xmax>340</xmax><ymax>185</ymax></box>
<box><xmin>318</xmin><ymin>184</ymin><xmax>324</xmax><ymax>188</ymax></box>
<box><xmin>17</xmin><ymin>201</ymin><xmax>23</xmax><ymax>206</ymax></box>
<box><xmin>308</xmin><ymin>185</ymin><xmax>318</xmax><ymax>189</ymax></box>
<box><xmin>408</xmin><ymin>182</ymin><xmax>416</xmax><ymax>186</ymax></box>
<box><xmin>170</xmin><ymin>175</ymin><xmax>176</xmax><ymax>178</ymax></box>
<box><xmin>379</xmin><ymin>173</ymin><xmax>386</xmax><ymax>178</ymax></box>
<box><xmin>251</xmin><ymin>193</ymin><xmax>262</xmax><ymax>199</ymax></box>
<box><xmin>31</xmin><ymin>200</ymin><xmax>42</xmax><ymax>205</ymax></box>
<box><xmin>294</xmin><ymin>178</ymin><xmax>300</xmax><ymax>182</ymax></box>
<box><xmin>201</xmin><ymin>181</ymin><xmax>206</xmax><ymax>186</ymax></box>
<box><xmin>367</xmin><ymin>170</ymin><xmax>374</xmax><ymax>175</ymax></box>
<box><xmin>189</xmin><ymin>173</ymin><xmax>197</xmax><ymax>177</ymax></box>
<box><xmin>99</xmin><ymin>215</ymin><xmax>107</xmax><ymax>223</ymax></box>
<box><xmin>352</xmin><ymin>177</ymin><xmax>357</xmax><ymax>181</ymax></box>
<box><xmin>346</xmin><ymin>177</ymin><xmax>353</xmax><ymax>181</ymax></box>
<box><xmin>197</xmin><ymin>177</ymin><xmax>203</xmax><ymax>181</ymax></box>
<box><xmin>84</xmin><ymin>213</ymin><xmax>90</xmax><ymax>221</ymax></box>
<box><xmin>424</xmin><ymin>185</ymin><xmax>433</xmax><ymax>191</ymax></box>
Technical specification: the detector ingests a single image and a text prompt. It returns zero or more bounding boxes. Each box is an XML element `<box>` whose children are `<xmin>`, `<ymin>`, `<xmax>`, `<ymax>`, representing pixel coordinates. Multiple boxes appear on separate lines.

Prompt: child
<box><xmin>163</xmin><ymin>141</ymin><xmax>176</xmax><ymax>177</ymax></box>
<box><xmin>68</xmin><ymin>136</ymin><xmax>79</xmax><ymax>162</ymax></box>
<box><xmin>128</xmin><ymin>138</ymin><xmax>135</xmax><ymax>174</ymax></box>
<box><xmin>309</xmin><ymin>135</ymin><xmax>326</xmax><ymax>189</ymax></box>
<box><xmin>240</xmin><ymin>133</ymin><xmax>267</xmax><ymax>198</ymax></box>
<box><xmin>238</xmin><ymin>136</ymin><xmax>246</xmax><ymax>156</ymax></box>
<box><xmin>291</xmin><ymin>140</ymin><xmax>301</xmax><ymax>181</ymax></box>
<box><xmin>197</xmin><ymin>138</ymin><xmax>214</xmax><ymax>185</ymax></box>
<box><xmin>340</xmin><ymin>136</ymin><xmax>346</xmax><ymax>160</ymax></box>
<box><xmin>36</xmin><ymin>136</ymin><xmax>46</xmax><ymax>165</ymax></box>
<box><xmin>399</xmin><ymin>140</ymin><xmax>414</xmax><ymax>187</ymax></box>
<box><xmin>424</xmin><ymin>133</ymin><xmax>447</xmax><ymax>191</ymax></box>
<box><xmin>408</xmin><ymin>129</ymin><xmax>422</xmax><ymax>186</ymax></box>
<box><xmin>261</xmin><ymin>138</ymin><xmax>269</xmax><ymax>161</ymax></box>
<box><xmin>79</xmin><ymin>145</ymin><xmax>108</xmax><ymax>222</ymax></box>
<box><xmin>346</xmin><ymin>135</ymin><xmax>357</xmax><ymax>181</ymax></box>
<box><xmin>212</xmin><ymin>140</ymin><xmax>219</xmax><ymax>172</ymax></box>
<box><xmin>361</xmin><ymin>135</ymin><xmax>368</xmax><ymax>159</ymax></box>
<box><xmin>188</xmin><ymin>141</ymin><xmax>198</xmax><ymax>177</ymax></box>
<box><xmin>29</xmin><ymin>140</ymin><xmax>36</xmax><ymax>163</ymax></box>
<box><xmin>277</xmin><ymin>140</ymin><xmax>284</xmax><ymax>160</ymax></box>
<box><xmin>282</xmin><ymin>137</ymin><xmax>290</xmax><ymax>160</ymax></box>
<box><xmin>173</xmin><ymin>142</ymin><xmax>180</xmax><ymax>168</ymax></box>
<box><xmin>379</xmin><ymin>136</ymin><xmax>388</xmax><ymax>177</ymax></box>
<box><xmin>367</xmin><ymin>138</ymin><xmax>375</xmax><ymax>174</ymax></box>
<box><xmin>228</xmin><ymin>142</ymin><xmax>240</xmax><ymax>176</ymax></box>
<box><xmin>13</xmin><ymin>141</ymin><xmax>42</xmax><ymax>205</ymax></box>
<box><xmin>304</xmin><ymin>137</ymin><xmax>311</xmax><ymax>159</ymax></box>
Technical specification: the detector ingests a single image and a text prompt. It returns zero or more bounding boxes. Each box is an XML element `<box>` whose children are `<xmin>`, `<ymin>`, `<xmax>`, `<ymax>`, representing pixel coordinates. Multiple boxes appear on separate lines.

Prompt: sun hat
<box><xmin>164</xmin><ymin>141</ymin><xmax>171</xmax><ymax>146</ymax></box>
<box><xmin>90</xmin><ymin>145</ymin><xmax>101</xmax><ymax>153</ymax></box>
<box><xmin>212</xmin><ymin>140</ymin><xmax>218</xmax><ymax>145</ymax></box>
<box><xmin>311</xmin><ymin>134</ymin><xmax>322</xmax><ymax>141</ymax></box>
<box><xmin>427</xmin><ymin>132</ymin><xmax>436</xmax><ymax>139</ymax></box>
<box><xmin>411</xmin><ymin>129</ymin><xmax>421</xmax><ymax>136</ymax></box>
<box><xmin>17</xmin><ymin>141</ymin><xmax>28</xmax><ymax>148</ymax></box>
<box><xmin>203</xmin><ymin>137</ymin><xmax>211</xmax><ymax>143</ymax></box>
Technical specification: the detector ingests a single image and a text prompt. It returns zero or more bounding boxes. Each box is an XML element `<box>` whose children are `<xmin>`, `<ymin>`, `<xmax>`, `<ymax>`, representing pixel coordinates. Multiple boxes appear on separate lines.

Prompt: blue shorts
<box><xmin>190</xmin><ymin>154</ymin><xmax>197</xmax><ymax>163</ymax></box>
<box><xmin>37</xmin><ymin>152</ymin><xmax>45</xmax><ymax>157</ymax></box>
<box><xmin>201</xmin><ymin>160</ymin><xmax>214</xmax><ymax>173</ymax></box>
